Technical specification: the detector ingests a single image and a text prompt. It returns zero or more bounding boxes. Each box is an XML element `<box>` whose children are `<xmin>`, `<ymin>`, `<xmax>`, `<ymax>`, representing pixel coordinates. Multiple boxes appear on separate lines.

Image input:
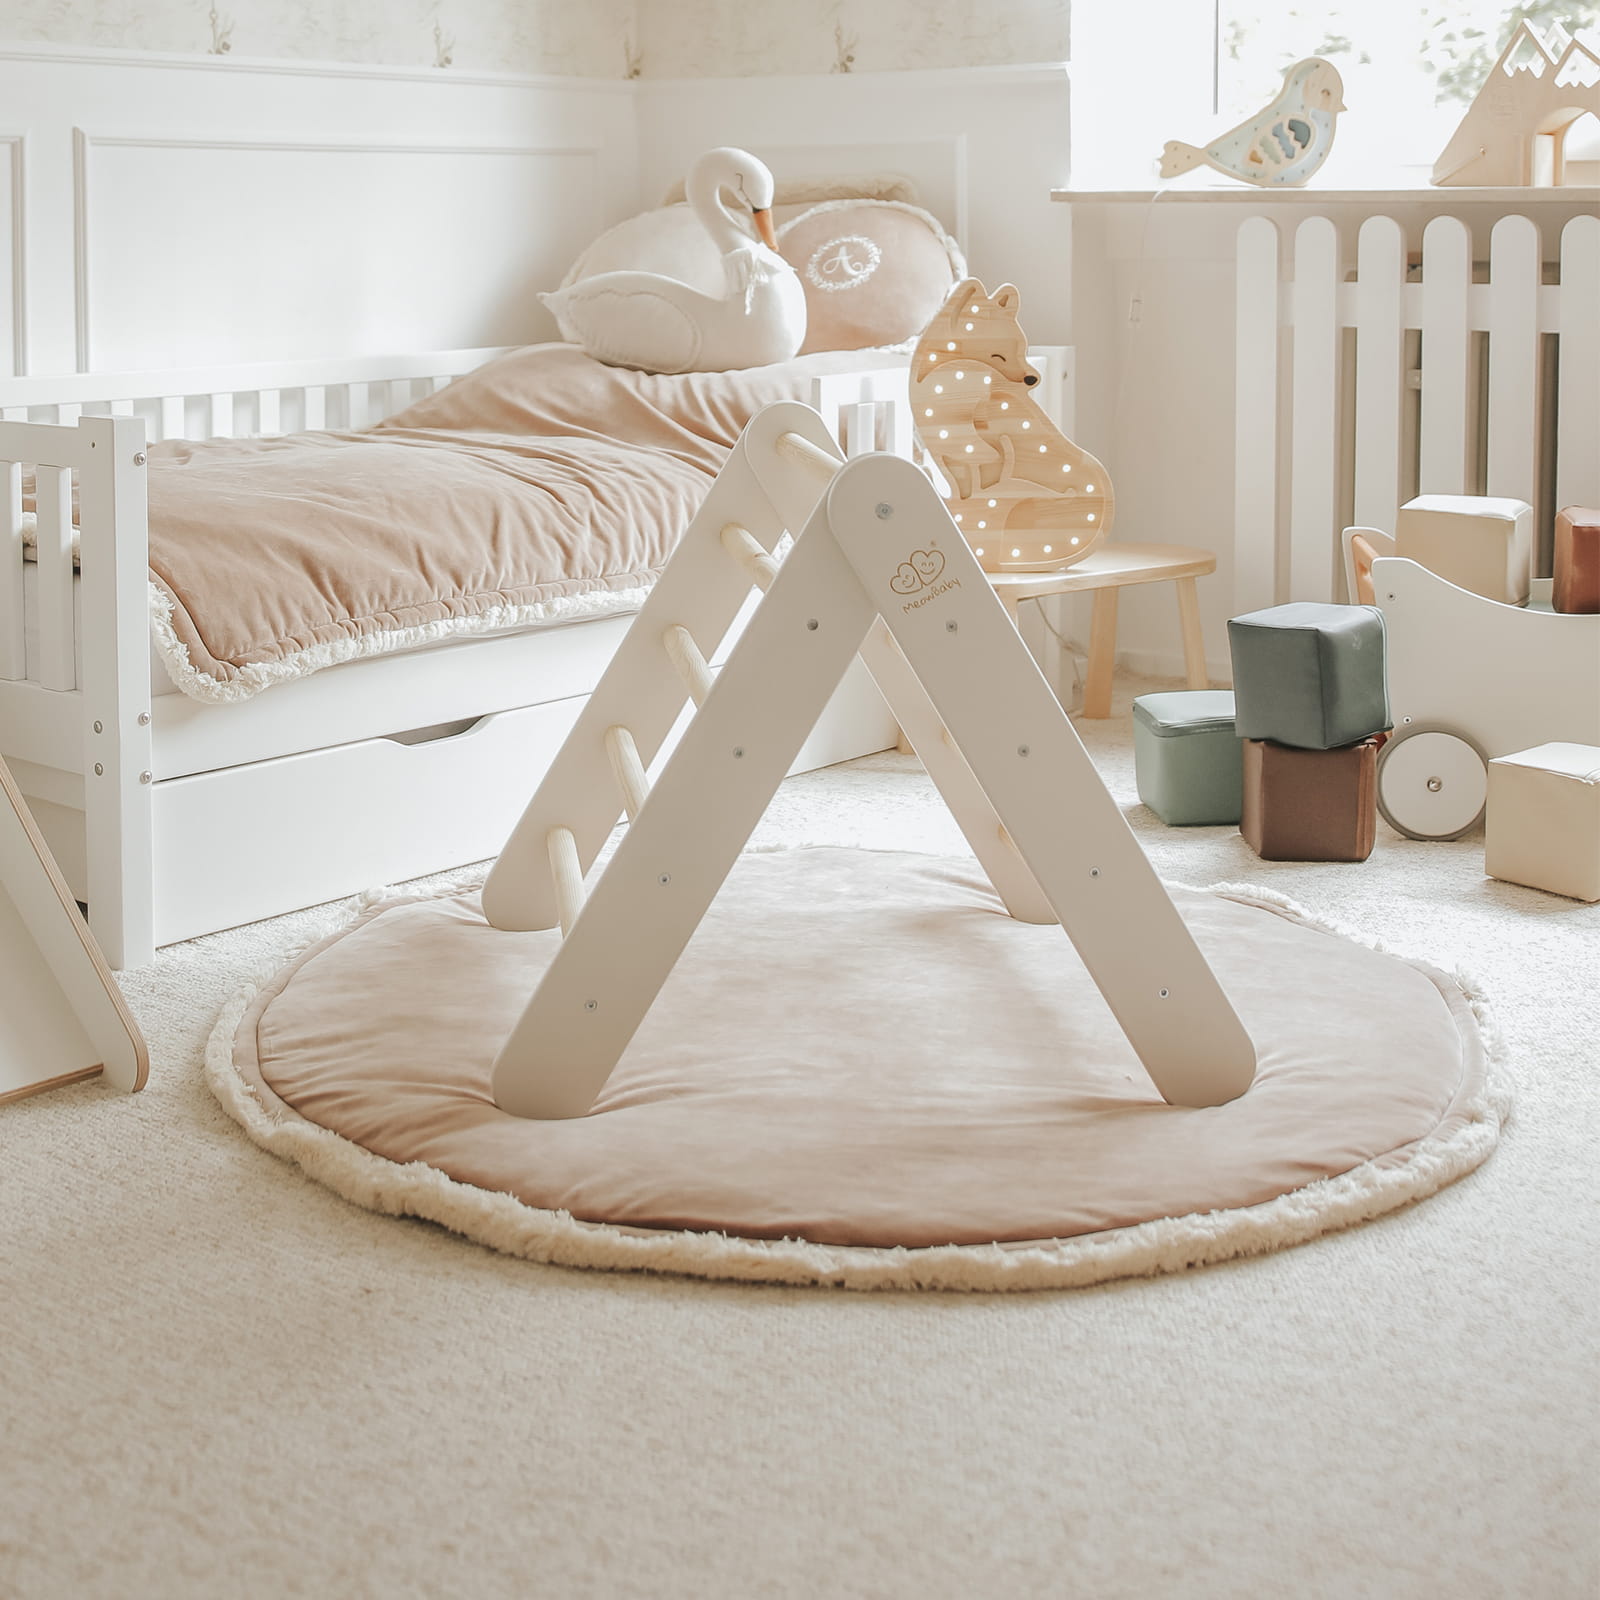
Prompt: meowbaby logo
<box><xmin>888</xmin><ymin>548</ymin><xmax>962</xmax><ymax>613</ymax></box>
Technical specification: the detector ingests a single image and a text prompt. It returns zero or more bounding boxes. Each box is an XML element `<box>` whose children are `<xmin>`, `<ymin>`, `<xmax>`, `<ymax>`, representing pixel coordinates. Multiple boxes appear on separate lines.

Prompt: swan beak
<box><xmin>751</xmin><ymin>207</ymin><xmax>777</xmax><ymax>250</ymax></box>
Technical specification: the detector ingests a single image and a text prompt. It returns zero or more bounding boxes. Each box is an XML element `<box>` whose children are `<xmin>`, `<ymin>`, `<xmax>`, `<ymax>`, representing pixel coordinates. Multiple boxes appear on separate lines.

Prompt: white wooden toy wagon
<box><xmin>1346</xmin><ymin>528</ymin><xmax>1600</xmax><ymax>839</ymax></box>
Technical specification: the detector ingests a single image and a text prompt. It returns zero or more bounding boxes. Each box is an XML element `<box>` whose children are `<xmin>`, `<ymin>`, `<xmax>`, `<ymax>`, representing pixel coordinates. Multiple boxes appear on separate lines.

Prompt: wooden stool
<box><xmin>988</xmin><ymin>543</ymin><xmax>1216</xmax><ymax>718</ymax></box>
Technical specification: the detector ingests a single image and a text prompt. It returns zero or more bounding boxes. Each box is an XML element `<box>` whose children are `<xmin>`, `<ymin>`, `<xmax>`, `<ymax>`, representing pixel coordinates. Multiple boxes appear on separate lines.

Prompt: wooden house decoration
<box><xmin>1432</xmin><ymin>20</ymin><xmax>1600</xmax><ymax>187</ymax></box>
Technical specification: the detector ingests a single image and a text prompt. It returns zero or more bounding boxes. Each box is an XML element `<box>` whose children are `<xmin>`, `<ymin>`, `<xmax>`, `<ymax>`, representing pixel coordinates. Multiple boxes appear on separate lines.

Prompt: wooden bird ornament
<box><xmin>1160</xmin><ymin>58</ymin><xmax>1345</xmax><ymax>187</ymax></box>
<box><xmin>910</xmin><ymin>278</ymin><xmax>1113</xmax><ymax>575</ymax></box>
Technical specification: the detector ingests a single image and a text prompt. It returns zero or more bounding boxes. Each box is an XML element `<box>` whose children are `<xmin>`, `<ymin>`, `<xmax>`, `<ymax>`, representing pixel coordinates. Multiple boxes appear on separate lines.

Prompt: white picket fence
<box><xmin>1234</xmin><ymin>212</ymin><xmax>1600</xmax><ymax>610</ymax></box>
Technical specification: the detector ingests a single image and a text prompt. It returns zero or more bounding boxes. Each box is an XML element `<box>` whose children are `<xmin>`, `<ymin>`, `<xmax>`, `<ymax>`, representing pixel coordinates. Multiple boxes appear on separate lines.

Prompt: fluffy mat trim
<box><xmin>204</xmin><ymin>862</ymin><xmax>1511</xmax><ymax>1293</ymax></box>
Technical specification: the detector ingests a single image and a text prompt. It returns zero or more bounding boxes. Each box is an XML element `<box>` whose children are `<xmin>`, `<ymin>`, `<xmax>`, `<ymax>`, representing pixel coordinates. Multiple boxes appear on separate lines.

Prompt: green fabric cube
<box><xmin>1132</xmin><ymin>691</ymin><xmax>1243</xmax><ymax>826</ymax></box>
<box><xmin>1227</xmin><ymin>603</ymin><xmax>1390</xmax><ymax>751</ymax></box>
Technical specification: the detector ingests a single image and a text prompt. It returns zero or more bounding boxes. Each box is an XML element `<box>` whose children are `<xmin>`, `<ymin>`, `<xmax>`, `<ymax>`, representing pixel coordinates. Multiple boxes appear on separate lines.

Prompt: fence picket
<box><xmin>1418</xmin><ymin>215</ymin><xmax>1473</xmax><ymax>496</ymax></box>
<box><xmin>1234</xmin><ymin>217</ymin><xmax>1279</xmax><ymax>614</ymax></box>
<box><xmin>1557</xmin><ymin>215</ymin><xmax>1600</xmax><ymax>513</ymax></box>
<box><xmin>1352</xmin><ymin>216</ymin><xmax>1406</xmax><ymax>537</ymax></box>
<box><xmin>1289</xmin><ymin>217</ymin><xmax>1340</xmax><ymax>601</ymax></box>
<box><xmin>1486</xmin><ymin>215</ymin><xmax>1541</xmax><ymax>505</ymax></box>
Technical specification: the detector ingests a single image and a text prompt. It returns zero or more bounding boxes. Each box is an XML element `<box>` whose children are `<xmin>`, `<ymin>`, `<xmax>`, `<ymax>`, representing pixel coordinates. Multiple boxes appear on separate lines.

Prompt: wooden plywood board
<box><xmin>0</xmin><ymin>757</ymin><xmax>146</xmax><ymax>1104</ymax></box>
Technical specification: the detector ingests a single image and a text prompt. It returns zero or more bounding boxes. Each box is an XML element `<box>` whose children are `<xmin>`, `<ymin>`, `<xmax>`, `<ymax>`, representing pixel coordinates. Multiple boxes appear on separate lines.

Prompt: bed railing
<box><xmin>0</xmin><ymin>346</ymin><xmax>515</xmax><ymax>442</ymax></box>
<box><xmin>0</xmin><ymin>346</ymin><xmax>1063</xmax><ymax>967</ymax></box>
<box><xmin>0</xmin><ymin>412</ymin><xmax>152</xmax><ymax>965</ymax></box>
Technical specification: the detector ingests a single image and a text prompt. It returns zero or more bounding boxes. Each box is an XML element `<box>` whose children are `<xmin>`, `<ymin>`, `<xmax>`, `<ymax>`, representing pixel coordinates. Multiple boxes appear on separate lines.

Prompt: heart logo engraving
<box><xmin>889</xmin><ymin>550</ymin><xmax>948</xmax><ymax>595</ymax></box>
<box><xmin>890</xmin><ymin>562</ymin><xmax>922</xmax><ymax>595</ymax></box>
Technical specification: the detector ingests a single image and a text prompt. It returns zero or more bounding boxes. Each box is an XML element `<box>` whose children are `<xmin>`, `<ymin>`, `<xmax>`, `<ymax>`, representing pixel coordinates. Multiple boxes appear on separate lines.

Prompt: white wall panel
<box><xmin>0</xmin><ymin>45</ymin><xmax>639</xmax><ymax>374</ymax></box>
<box><xmin>77</xmin><ymin>136</ymin><xmax>602</xmax><ymax>369</ymax></box>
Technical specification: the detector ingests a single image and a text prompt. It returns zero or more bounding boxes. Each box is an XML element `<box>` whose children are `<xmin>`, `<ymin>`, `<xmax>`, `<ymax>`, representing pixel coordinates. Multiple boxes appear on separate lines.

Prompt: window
<box><xmin>1069</xmin><ymin>0</ymin><xmax>1600</xmax><ymax>185</ymax></box>
<box><xmin>1217</xmin><ymin>1</ymin><xmax>1600</xmax><ymax>174</ymax></box>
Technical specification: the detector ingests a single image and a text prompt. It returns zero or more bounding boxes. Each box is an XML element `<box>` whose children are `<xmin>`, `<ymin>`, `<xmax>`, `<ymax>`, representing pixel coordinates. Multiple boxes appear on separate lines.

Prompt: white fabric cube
<box><xmin>1486</xmin><ymin>743</ymin><xmax>1600</xmax><ymax>902</ymax></box>
<box><xmin>1397</xmin><ymin>495</ymin><xmax>1533</xmax><ymax>605</ymax></box>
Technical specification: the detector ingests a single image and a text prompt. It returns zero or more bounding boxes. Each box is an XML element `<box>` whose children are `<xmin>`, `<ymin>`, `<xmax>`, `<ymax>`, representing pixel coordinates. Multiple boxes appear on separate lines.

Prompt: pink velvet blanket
<box><xmin>136</xmin><ymin>344</ymin><xmax>883</xmax><ymax>702</ymax></box>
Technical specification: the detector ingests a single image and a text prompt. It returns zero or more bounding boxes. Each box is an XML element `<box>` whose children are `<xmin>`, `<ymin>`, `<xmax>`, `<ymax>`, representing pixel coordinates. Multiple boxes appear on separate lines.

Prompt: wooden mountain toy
<box><xmin>1</xmin><ymin>756</ymin><xmax>147</xmax><ymax>1104</ymax></box>
<box><xmin>1432</xmin><ymin>20</ymin><xmax>1600</xmax><ymax>186</ymax></box>
<box><xmin>910</xmin><ymin>278</ymin><xmax>1113</xmax><ymax>574</ymax></box>
<box><xmin>1160</xmin><ymin>57</ymin><xmax>1345</xmax><ymax>187</ymax></box>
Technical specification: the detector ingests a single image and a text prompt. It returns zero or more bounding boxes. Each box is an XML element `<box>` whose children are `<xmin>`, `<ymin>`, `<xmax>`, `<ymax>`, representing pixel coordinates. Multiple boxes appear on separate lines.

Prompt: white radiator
<box><xmin>1234</xmin><ymin>212</ymin><xmax>1600</xmax><ymax>609</ymax></box>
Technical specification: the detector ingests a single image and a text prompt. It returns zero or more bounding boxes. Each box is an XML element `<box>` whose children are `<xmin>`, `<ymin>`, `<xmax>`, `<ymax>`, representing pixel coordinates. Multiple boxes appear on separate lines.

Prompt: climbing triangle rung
<box><xmin>721</xmin><ymin>523</ymin><xmax>780</xmax><ymax>591</ymax></box>
<box><xmin>547</xmin><ymin>825</ymin><xmax>585</xmax><ymax>937</ymax></box>
<box><xmin>605</xmin><ymin>725</ymin><xmax>650</xmax><ymax>822</ymax></box>
<box><xmin>662</xmin><ymin>624</ymin><xmax>714</xmax><ymax>708</ymax></box>
<box><xmin>777</xmin><ymin>430</ymin><xmax>839</xmax><ymax>478</ymax></box>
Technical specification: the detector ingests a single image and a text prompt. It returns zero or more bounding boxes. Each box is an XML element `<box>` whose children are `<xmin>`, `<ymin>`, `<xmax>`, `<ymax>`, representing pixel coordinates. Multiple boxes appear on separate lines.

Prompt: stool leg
<box><xmin>1176</xmin><ymin>577</ymin><xmax>1208</xmax><ymax>690</ymax></box>
<box><xmin>1084</xmin><ymin>587</ymin><xmax>1118</xmax><ymax>718</ymax></box>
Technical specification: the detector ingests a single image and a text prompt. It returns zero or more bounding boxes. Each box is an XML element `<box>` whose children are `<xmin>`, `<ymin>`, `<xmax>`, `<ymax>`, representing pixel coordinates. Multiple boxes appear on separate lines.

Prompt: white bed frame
<box><xmin>0</xmin><ymin>350</ymin><xmax>920</xmax><ymax>968</ymax></box>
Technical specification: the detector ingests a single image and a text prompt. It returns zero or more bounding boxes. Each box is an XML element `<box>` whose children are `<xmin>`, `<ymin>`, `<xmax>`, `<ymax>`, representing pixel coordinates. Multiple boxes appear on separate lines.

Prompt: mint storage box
<box><xmin>1132</xmin><ymin>690</ymin><xmax>1243</xmax><ymax>826</ymax></box>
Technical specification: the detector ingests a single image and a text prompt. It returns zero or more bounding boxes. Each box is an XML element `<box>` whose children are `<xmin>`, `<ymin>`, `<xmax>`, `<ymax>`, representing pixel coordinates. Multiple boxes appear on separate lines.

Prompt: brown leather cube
<box><xmin>1553</xmin><ymin>506</ymin><xmax>1600</xmax><ymax>615</ymax></box>
<box><xmin>1240</xmin><ymin>737</ymin><xmax>1380</xmax><ymax>862</ymax></box>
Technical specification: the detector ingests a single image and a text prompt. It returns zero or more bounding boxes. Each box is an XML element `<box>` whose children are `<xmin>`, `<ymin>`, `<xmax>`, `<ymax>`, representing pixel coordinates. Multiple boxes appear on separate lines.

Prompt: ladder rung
<box><xmin>663</xmin><ymin>624</ymin><xmax>714</xmax><ymax>707</ymax></box>
<box><xmin>720</xmin><ymin>523</ymin><xmax>780</xmax><ymax>591</ymax></box>
<box><xmin>547</xmin><ymin>825</ymin><xmax>586</xmax><ymax>937</ymax></box>
<box><xmin>777</xmin><ymin>430</ymin><xmax>842</xmax><ymax>479</ymax></box>
<box><xmin>605</xmin><ymin>724</ymin><xmax>650</xmax><ymax>821</ymax></box>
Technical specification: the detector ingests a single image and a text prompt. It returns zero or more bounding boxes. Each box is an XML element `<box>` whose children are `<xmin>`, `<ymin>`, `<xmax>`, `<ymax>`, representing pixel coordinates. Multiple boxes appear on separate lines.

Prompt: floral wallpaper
<box><xmin>1</xmin><ymin>0</ymin><xmax>1068</xmax><ymax>77</ymax></box>
<box><xmin>635</xmin><ymin>0</ymin><xmax>1070</xmax><ymax>77</ymax></box>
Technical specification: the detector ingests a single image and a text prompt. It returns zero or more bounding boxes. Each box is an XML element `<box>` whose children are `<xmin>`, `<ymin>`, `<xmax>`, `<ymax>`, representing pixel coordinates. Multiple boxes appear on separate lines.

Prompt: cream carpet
<box><xmin>3</xmin><ymin>675</ymin><xmax>1595</xmax><ymax>1599</ymax></box>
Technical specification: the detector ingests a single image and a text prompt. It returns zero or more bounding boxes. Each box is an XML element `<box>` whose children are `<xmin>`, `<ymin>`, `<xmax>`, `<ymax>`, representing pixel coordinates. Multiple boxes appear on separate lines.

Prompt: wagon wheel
<box><xmin>1376</xmin><ymin>725</ymin><xmax>1489</xmax><ymax>841</ymax></box>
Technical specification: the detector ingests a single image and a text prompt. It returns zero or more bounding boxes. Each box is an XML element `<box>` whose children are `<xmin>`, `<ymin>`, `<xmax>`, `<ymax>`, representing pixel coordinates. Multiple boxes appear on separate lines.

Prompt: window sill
<box><xmin>1052</xmin><ymin>184</ymin><xmax>1600</xmax><ymax>205</ymax></box>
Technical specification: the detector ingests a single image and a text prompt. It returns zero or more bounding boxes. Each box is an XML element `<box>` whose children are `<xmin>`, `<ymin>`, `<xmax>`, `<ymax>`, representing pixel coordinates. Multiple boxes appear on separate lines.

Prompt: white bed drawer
<box><xmin>151</xmin><ymin>695</ymin><xmax>587</xmax><ymax>945</ymax></box>
<box><xmin>148</xmin><ymin>656</ymin><xmax>897</xmax><ymax>947</ymax></box>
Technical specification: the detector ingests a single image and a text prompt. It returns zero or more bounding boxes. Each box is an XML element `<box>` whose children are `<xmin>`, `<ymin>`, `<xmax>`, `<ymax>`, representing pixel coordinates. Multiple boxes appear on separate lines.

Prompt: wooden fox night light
<box><xmin>910</xmin><ymin>278</ymin><xmax>1113</xmax><ymax>574</ymax></box>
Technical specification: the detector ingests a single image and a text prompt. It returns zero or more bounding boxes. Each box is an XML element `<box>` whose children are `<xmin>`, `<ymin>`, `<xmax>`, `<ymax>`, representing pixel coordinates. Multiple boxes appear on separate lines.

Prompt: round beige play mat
<box><xmin>207</xmin><ymin>847</ymin><xmax>1507</xmax><ymax>1292</ymax></box>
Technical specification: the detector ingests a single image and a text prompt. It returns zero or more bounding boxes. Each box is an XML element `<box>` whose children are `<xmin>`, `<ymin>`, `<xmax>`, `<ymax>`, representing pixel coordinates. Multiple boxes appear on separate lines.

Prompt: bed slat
<box><xmin>258</xmin><ymin>389</ymin><xmax>282</xmax><ymax>437</ymax></box>
<box><xmin>34</xmin><ymin>465</ymin><xmax>75</xmax><ymax>691</ymax></box>
<box><xmin>159</xmin><ymin>395</ymin><xmax>185</xmax><ymax>441</ymax></box>
<box><xmin>1</xmin><ymin>459</ymin><xmax>23</xmax><ymax>679</ymax></box>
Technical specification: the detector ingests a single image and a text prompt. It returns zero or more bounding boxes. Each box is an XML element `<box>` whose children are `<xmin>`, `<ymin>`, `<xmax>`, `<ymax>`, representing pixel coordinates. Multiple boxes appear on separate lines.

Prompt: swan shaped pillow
<box><xmin>555</xmin><ymin>183</ymin><xmax>964</xmax><ymax>361</ymax></box>
<box><xmin>540</xmin><ymin>147</ymin><xmax>806</xmax><ymax>374</ymax></box>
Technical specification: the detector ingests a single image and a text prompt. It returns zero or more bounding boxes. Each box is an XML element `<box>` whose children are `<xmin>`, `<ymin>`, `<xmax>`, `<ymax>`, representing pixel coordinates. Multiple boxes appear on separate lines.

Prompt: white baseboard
<box><xmin>1054</xmin><ymin>639</ymin><xmax>1232</xmax><ymax>688</ymax></box>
